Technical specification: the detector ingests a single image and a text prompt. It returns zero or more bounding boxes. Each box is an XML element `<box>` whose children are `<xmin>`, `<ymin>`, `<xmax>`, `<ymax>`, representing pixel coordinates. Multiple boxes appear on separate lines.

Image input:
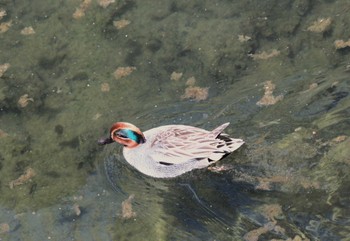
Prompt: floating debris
<box><xmin>249</xmin><ymin>49</ymin><xmax>280</xmax><ymax>60</ymax></box>
<box><xmin>121</xmin><ymin>194</ymin><xmax>136</xmax><ymax>219</ymax></box>
<box><xmin>98</xmin><ymin>0</ymin><xmax>115</xmax><ymax>8</ymax></box>
<box><xmin>20</xmin><ymin>26</ymin><xmax>35</xmax><ymax>35</ymax></box>
<box><xmin>170</xmin><ymin>71</ymin><xmax>183</xmax><ymax>81</ymax></box>
<box><xmin>181</xmin><ymin>86</ymin><xmax>209</xmax><ymax>101</ymax></box>
<box><xmin>256</xmin><ymin>80</ymin><xmax>283</xmax><ymax>106</ymax></box>
<box><xmin>9</xmin><ymin>168</ymin><xmax>36</xmax><ymax>189</ymax></box>
<box><xmin>0</xmin><ymin>63</ymin><xmax>10</xmax><ymax>77</ymax></box>
<box><xmin>113</xmin><ymin>19</ymin><xmax>131</xmax><ymax>30</ymax></box>
<box><xmin>100</xmin><ymin>82</ymin><xmax>110</xmax><ymax>92</ymax></box>
<box><xmin>334</xmin><ymin>39</ymin><xmax>350</xmax><ymax>50</ymax></box>
<box><xmin>307</xmin><ymin>17</ymin><xmax>332</xmax><ymax>33</ymax></box>
<box><xmin>73</xmin><ymin>0</ymin><xmax>92</xmax><ymax>19</ymax></box>
<box><xmin>0</xmin><ymin>20</ymin><xmax>12</xmax><ymax>33</ymax></box>
<box><xmin>113</xmin><ymin>66</ymin><xmax>136</xmax><ymax>79</ymax></box>
<box><xmin>238</xmin><ymin>34</ymin><xmax>251</xmax><ymax>42</ymax></box>
<box><xmin>185</xmin><ymin>76</ymin><xmax>196</xmax><ymax>86</ymax></box>
<box><xmin>18</xmin><ymin>94</ymin><xmax>34</xmax><ymax>108</ymax></box>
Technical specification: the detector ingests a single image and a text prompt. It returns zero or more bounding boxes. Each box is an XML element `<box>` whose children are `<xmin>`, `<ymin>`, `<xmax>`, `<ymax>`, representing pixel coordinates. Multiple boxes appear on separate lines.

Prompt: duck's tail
<box><xmin>208</xmin><ymin>123</ymin><xmax>244</xmax><ymax>162</ymax></box>
<box><xmin>210</xmin><ymin>122</ymin><xmax>230</xmax><ymax>137</ymax></box>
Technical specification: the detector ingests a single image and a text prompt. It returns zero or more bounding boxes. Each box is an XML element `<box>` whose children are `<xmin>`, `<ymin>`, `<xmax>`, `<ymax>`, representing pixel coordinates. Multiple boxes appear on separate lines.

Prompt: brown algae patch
<box><xmin>0</xmin><ymin>20</ymin><xmax>12</xmax><ymax>33</ymax></box>
<box><xmin>244</xmin><ymin>225</ymin><xmax>270</xmax><ymax>241</ymax></box>
<box><xmin>73</xmin><ymin>0</ymin><xmax>92</xmax><ymax>19</ymax></box>
<box><xmin>238</xmin><ymin>34</ymin><xmax>251</xmax><ymax>42</ymax></box>
<box><xmin>113</xmin><ymin>19</ymin><xmax>131</xmax><ymax>30</ymax></box>
<box><xmin>0</xmin><ymin>63</ymin><xmax>10</xmax><ymax>77</ymax></box>
<box><xmin>121</xmin><ymin>194</ymin><xmax>136</xmax><ymax>219</ymax></box>
<box><xmin>0</xmin><ymin>223</ymin><xmax>10</xmax><ymax>234</ymax></box>
<box><xmin>181</xmin><ymin>86</ymin><xmax>209</xmax><ymax>101</ymax></box>
<box><xmin>20</xmin><ymin>26</ymin><xmax>35</xmax><ymax>35</ymax></box>
<box><xmin>307</xmin><ymin>18</ymin><xmax>332</xmax><ymax>33</ymax></box>
<box><xmin>334</xmin><ymin>39</ymin><xmax>350</xmax><ymax>50</ymax></box>
<box><xmin>18</xmin><ymin>94</ymin><xmax>34</xmax><ymax>108</ymax></box>
<box><xmin>261</xmin><ymin>204</ymin><xmax>283</xmax><ymax>222</ymax></box>
<box><xmin>256</xmin><ymin>80</ymin><xmax>283</xmax><ymax>106</ymax></box>
<box><xmin>113</xmin><ymin>66</ymin><xmax>136</xmax><ymax>79</ymax></box>
<box><xmin>92</xmin><ymin>112</ymin><xmax>102</xmax><ymax>120</ymax></box>
<box><xmin>73</xmin><ymin>203</ymin><xmax>81</xmax><ymax>216</ymax></box>
<box><xmin>185</xmin><ymin>76</ymin><xmax>196</xmax><ymax>86</ymax></box>
<box><xmin>244</xmin><ymin>204</ymin><xmax>310</xmax><ymax>241</ymax></box>
<box><xmin>0</xmin><ymin>9</ymin><xmax>6</xmax><ymax>20</ymax></box>
<box><xmin>170</xmin><ymin>71</ymin><xmax>183</xmax><ymax>81</ymax></box>
<box><xmin>9</xmin><ymin>168</ymin><xmax>36</xmax><ymax>189</ymax></box>
<box><xmin>98</xmin><ymin>0</ymin><xmax>115</xmax><ymax>8</ymax></box>
<box><xmin>249</xmin><ymin>49</ymin><xmax>280</xmax><ymax>60</ymax></box>
<box><xmin>100</xmin><ymin>82</ymin><xmax>110</xmax><ymax>92</ymax></box>
<box><xmin>0</xmin><ymin>129</ymin><xmax>9</xmax><ymax>138</ymax></box>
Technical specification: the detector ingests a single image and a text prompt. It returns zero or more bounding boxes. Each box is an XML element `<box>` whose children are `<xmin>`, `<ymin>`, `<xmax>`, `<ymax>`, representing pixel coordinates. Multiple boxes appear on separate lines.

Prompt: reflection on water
<box><xmin>0</xmin><ymin>0</ymin><xmax>350</xmax><ymax>240</ymax></box>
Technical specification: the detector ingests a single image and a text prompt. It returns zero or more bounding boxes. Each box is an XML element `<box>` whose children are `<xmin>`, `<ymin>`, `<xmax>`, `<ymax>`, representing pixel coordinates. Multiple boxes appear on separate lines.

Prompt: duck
<box><xmin>98</xmin><ymin>122</ymin><xmax>244</xmax><ymax>178</ymax></box>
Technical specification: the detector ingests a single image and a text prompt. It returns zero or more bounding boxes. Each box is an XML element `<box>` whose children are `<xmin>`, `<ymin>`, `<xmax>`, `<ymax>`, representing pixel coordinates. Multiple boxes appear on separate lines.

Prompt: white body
<box><xmin>123</xmin><ymin>123</ymin><xmax>244</xmax><ymax>178</ymax></box>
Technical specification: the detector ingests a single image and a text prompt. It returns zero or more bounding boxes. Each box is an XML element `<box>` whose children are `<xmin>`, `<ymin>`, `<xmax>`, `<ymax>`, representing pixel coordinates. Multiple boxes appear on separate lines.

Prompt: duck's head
<box><xmin>98</xmin><ymin>122</ymin><xmax>146</xmax><ymax>148</ymax></box>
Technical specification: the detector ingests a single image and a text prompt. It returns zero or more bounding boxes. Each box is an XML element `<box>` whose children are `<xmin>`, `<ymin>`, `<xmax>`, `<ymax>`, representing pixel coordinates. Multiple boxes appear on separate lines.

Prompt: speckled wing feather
<box><xmin>149</xmin><ymin>123</ymin><xmax>234</xmax><ymax>165</ymax></box>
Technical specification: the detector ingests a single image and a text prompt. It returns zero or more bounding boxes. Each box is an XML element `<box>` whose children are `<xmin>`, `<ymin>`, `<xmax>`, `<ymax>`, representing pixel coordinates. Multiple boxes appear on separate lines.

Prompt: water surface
<box><xmin>0</xmin><ymin>0</ymin><xmax>349</xmax><ymax>240</ymax></box>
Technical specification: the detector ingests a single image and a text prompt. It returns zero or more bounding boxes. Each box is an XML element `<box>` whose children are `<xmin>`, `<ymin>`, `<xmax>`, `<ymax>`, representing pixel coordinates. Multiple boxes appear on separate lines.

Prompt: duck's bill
<box><xmin>98</xmin><ymin>137</ymin><xmax>114</xmax><ymax>145</ymax></box>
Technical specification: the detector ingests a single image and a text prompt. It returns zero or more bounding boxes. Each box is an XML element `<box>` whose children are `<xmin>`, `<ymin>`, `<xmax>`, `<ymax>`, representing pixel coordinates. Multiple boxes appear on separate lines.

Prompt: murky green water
<box><xmin>0</xmin><ymin>0</ymin><xmax>349</xmax><ymax>240</ymax></box>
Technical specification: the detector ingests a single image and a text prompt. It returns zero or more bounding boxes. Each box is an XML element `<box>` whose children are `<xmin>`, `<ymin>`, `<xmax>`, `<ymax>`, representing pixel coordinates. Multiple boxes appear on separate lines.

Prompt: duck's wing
<box><xmin>149</xmin><ymin>123</ymin><xmax>240</xmax><ymax>165</ymax></box>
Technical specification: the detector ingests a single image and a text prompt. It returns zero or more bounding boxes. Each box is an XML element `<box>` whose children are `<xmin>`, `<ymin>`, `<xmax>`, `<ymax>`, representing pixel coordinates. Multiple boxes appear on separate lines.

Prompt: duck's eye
<box><xmin>114</xmin><ymin>131</ymin><xmax>127</xmax><ymax>138</ymax></box>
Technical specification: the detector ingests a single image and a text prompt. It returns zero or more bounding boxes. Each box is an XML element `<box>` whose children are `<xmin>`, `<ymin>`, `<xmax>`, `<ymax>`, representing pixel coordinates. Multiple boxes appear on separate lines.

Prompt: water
<box><xmin>0</xmin><ymin>0</ymin><xmax>350</xmax><ymax>240</ymax></box>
